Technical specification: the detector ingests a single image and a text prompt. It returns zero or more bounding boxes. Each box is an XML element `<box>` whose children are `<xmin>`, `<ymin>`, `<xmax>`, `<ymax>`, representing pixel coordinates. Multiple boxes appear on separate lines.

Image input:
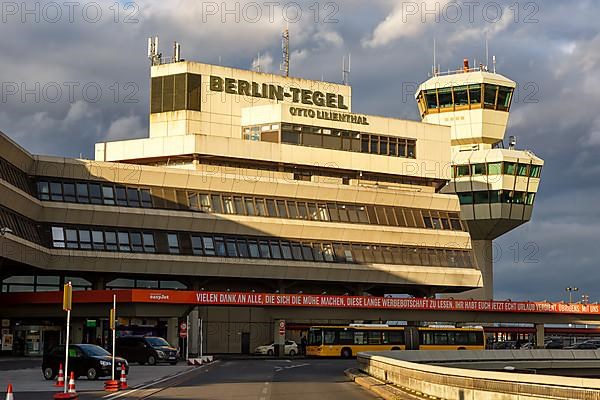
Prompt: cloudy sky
<box><xmin>1</xmin><ymin>0</ymin><xmax>598</xmax><ymax>302</ymax></box>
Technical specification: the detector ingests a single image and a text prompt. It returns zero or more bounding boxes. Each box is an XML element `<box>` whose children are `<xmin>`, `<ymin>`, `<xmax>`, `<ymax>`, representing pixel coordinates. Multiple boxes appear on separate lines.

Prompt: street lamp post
<box><xmin>566</xmin><ymin>287</ymin><xmax>579</xmax><ymax>304</ymax></box>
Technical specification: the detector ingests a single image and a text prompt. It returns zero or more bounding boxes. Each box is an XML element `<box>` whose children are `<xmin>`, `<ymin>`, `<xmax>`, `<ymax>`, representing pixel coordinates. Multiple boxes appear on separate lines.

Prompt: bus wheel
<box><xmin>391</xmin><ymin>347</ymin><xmax>400</xmax><ymax>351</ymax></box>
<box><xmin>457</xmin><ymin>347</ymin><xmax>466</xmax><ymax>350</ymax></box>
<box><xmin>341</xmin><ymin>348</ymin><xmax>352</xmax><ymax>358</ymax></box>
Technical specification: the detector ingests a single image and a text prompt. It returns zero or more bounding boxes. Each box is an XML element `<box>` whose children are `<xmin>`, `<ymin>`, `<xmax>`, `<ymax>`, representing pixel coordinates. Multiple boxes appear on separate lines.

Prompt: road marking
<box><xmin>284</xmin><ymin>363</ymin><xmax>310</xmax><ymax>370</ymax></box>
<box><xmin>262</xmin><ymin>387</ymin><xmax>268</xmax><ymax>394</ymax></box>
<box><xmin>274</xmin><ymin>362</ymin><xmax>309</xmax><ymax>373</ymax></box>
<box><xmin>102</xmin><ymin>362</ymin><xmax>218</xmax><ymax>399</ymax></box>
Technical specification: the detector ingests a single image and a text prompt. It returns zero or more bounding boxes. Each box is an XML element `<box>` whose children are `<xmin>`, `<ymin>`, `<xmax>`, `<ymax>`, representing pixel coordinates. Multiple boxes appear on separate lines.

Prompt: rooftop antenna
<box><xmin>172</xmin><ymin>41</ymin><xmax>181</xmax><ymax>62</ymax></box>
<box><xmin>493</xmin><ymin>55</ymin><xmax>497</xmax><ymax>73</ymax></box>
<box><xmin>147</xmin><ymin>36</ymin><xmax>161</xmax><ymax>66</ymax></box>
<box><xmin>253</xmin><ymin>52</ymin><xmax>261</xmax><ymax>72</ymax></box>
<box><xmin>281</xmin><ymin>24</ymin><xmax>290</xmax><ymax>77</ymax></box>
<box><xmin>432</xmin><ymin>38</ymin><xmax>437</xmax><ymax>76</ymax></box>
<box><xmin>342</xmin><ymin>53</ymin><xmax>351</xmax><ymax>85</ymax></box>
<box><xmin>485</xmin><ymin>35</ymin><xmax>489</xmax><ymax>71</ymax></box>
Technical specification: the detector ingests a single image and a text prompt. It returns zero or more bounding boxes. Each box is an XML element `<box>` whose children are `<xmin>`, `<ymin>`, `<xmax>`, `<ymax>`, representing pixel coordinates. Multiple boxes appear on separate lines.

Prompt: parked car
<box><xmin>491</xmin><ymin>341</ymin><xmax>518</xmax><ymax>350</ymax></box>
<box><xmin>582</xmin><ymin>339</ymin><xmax>600</xmax><ymax>347</ymax></box>
<box><xmin>519</xmin><ymin>342</ymin><xmax>534</xmax><ymax>350</ymax></box>
<box><xmin>544</xmin><ymin>339</ymin><xmax>564</xmax><ymax>349</ymax></box>
<box><xmin>42</xmin><ymin>344</ymin><xmax>128</xmax><ymax>380</ymax></box>
<box><xmin>564</xmin><ymin>342</ymin><xmax>598</xmax><ymax>350</ymax></box>
<box><xmin>116</xmin><ymin>336</ymin><xmax>178</xmax><ymax>365</ymax></box>
<box><xmin>254</xmin><ymin>340</ymin><xmax>298</xmax><ymax>356</ymax></box>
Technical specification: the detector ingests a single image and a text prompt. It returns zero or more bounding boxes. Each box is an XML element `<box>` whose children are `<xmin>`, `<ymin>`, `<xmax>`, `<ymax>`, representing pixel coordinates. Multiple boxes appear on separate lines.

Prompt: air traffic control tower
<box><xmin>415</xmin><ymin>60</ymin><xmax>544</xmax><ymax>300</ymax></box>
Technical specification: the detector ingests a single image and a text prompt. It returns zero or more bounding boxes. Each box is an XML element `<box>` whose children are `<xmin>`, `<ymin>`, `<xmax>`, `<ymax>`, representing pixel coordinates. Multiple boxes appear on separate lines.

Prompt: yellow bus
<box><xmin>306</xmin><ymin>325</ymin><xmax>484</xmax><ymax>357</ymax></box>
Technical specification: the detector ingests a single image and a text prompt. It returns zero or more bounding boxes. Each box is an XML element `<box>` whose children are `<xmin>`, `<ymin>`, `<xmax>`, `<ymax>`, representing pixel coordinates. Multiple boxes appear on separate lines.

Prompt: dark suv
<box><xmin>116</xmin><ymin>336</ymin><xmax>178</xmax><ymax>365</ymax></box>
<box><xmin>42</xmin><ymin>344</ymin><xmax>128</xmax><ymax>380</ymax></box>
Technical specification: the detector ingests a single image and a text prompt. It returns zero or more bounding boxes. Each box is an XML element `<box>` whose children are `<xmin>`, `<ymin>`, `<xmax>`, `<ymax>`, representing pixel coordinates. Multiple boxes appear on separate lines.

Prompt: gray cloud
<box><xmin>0</xmin><ymin>0</ymin><xmax>598</xmax><ymax>301</ymax></box>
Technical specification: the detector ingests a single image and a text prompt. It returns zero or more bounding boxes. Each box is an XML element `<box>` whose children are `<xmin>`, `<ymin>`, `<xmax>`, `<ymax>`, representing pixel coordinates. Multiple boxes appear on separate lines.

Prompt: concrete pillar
<box><xmin>188</xmin><ymin>308</ymin><xmax>199</xmax><ymax>357</ymax></box>
<box><xmin>453</xmin><ymin>240</ymin><xmax>493</xmax><ymax>300</ymax></box>
<box><xmin>167</xmin><ymin>317</ymin><xmax>179</xmax><ymax>351</ymax></box>
<box><xmin>535</xmin><ymin>324</ymin><xmax>545</xmax><ymax>349</ymax></box>
<box><xmin>71</xmin><ymin>320</ymin><xmax>84</xmax><ymax>344</ymax></box>
<box><xmin>92</xmin><ymin>275</ymin><xmax>105</xmax><ymax>290</ymax></box>
<box><xmin>273</xmin><ymin>319</ymin><xmax>285</xmax><ymax>357</ymax></box>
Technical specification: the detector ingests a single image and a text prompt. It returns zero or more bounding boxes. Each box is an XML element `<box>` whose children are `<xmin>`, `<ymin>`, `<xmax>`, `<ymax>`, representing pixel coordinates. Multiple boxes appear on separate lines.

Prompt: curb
<box><xmin>344</xmin><ymin>368</ymin><xmax>442</xmax><ymax>400</ymax></box>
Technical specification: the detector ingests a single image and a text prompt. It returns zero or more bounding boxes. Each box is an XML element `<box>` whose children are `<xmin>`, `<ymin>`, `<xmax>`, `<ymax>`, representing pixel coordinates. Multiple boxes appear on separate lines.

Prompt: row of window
<box><xmin>1</xmin><ymin>276</ymin><xmax>91</xmax><ymax>293</ymax></box>
<box><xmin>50</xmin><ymin>226</ymin><xmax>476</xmax><ymax>268</ymax></box>
<box><xmin>37</xmin><ymin>180</ymin><xmax>153</xmax><ymax>207</ymax></box>
<box><xmin>458</xmin><ymin>191</ymin><xmax>536</xmax><ymax>205</ymax></box>
<box><xmin>244</xmin><ymin>123</ymin><xmax>417</xmax><ymax>159</ymax></box>
<box><xmin>186</xmin><ymin>192</ymin><xmax>466</xmax><ymax>231</ymax></box>
<box><xmin>1</xmin><ymin>275</ymin><xmax>186</xmax><ymax>293</ymax></box>
<box><xmin>453</xmin><ymin>162</ymin><xmax>542</xmax><ymax>178</ymax></box>
<box><xmin>419</xmin><ymin>330</ymin><xmax>484</xmax><ymax>346</ymax></box>
<box><xmin>36</xmin><ymin>180</ymin><xmax>466</xmax><ymax>231</ymax></box>
<box><xmin>321</xmin><ymin>329</ymin><xmax>405</xmax><ymax>346</ymax></box>
<box><xmin>51</xmin><ymin>227</ymin><xmax>156</xmax><ymax>252</ymax></box>
<box><xmin>106</xmin><ymin>278</ymin><xmax>187</xmax><ymax>290</ymax></box>
<box><xmin>417</xmin><ymin>84</ymin><xmax>514</xmax><ymax>116</ymax></box>
<box><xmin>0</xmin><ymin>205</ymin><xmax>42</xmax><ymax>244</ymax></box>
<box><xmin>0</xmin><ymin>156</ymin><xmax>33</xmax><ymax>195</ymax></box>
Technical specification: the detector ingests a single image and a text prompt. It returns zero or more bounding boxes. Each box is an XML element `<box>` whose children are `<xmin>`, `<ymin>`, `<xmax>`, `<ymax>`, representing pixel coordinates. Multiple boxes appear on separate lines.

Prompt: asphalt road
<box><xmin>80</xmin><ymin>359</ymin><xmax>378</xmax><ymax>400</ymax></box>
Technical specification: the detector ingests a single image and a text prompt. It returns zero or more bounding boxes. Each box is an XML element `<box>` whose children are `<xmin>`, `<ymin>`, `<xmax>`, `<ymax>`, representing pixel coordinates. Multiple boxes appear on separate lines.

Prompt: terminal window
<box><xmin>243</xmin><ymin>123</ymin><xmax>416</xmax><ymax>159</ymax></box>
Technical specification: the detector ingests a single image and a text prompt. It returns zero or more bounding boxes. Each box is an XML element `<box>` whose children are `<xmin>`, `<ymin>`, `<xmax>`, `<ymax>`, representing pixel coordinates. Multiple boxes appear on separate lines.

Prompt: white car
<box><xmin>254</xmin><ymin>340</ymin><xmax>298</xmax><ymax>356</ymax></box>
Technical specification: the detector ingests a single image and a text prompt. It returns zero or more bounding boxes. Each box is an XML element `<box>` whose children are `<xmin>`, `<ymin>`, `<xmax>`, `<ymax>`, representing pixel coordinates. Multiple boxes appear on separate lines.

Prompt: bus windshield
<box><xmin>308</xmin><ymin>329</ymin><xmax>322</xmax><ymax>346</ymax></box>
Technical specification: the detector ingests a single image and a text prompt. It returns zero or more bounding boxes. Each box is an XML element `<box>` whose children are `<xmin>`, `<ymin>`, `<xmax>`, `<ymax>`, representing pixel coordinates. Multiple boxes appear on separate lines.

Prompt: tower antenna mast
<box><xmin>432</xmin><ymin>38</ymin><xmax>437</xmax><ymax>76</ymax></box>
<box><xmin>281</xmin><ymin>24</ymin><xmax>290</xmax><ymax>77</ymax></box>
<box><xmin>485</xmin><ymin>34</ymin><xmax>489</xmax><ymax>71</ymax></box>
<box><xmin>342</xmin><ymin>53</ymin><xmax>351</xmax><ymax>85</ymax></box>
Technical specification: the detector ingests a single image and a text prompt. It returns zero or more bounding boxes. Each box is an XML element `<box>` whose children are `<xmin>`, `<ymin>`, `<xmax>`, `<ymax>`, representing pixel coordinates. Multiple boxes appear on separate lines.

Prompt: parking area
<box><xmin>0</xmin><ymin>358</ymin><xmax>193</xmax><ymax>394</ymax></box>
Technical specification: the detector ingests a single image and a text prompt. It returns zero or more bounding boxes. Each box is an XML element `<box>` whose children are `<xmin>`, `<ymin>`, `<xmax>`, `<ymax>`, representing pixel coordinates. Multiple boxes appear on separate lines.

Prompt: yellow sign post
<box><xmin>62</xmin><ymin>282</ymin><xmax>72</xmax><ymax>395</ymax></box>
<box><xmin>110</xmin><ymin>294</ymin><xmax>116</xmax><ymax>381</ymax></box>
<box><xmin>62</xmin><ymin>283</ymin><xmax>72</xmax><ymax>311</ymax></box>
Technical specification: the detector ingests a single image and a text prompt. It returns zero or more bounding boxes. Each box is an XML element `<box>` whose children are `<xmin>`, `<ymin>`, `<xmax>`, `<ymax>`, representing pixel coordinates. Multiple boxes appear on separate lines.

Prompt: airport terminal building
<box><xmin>0</xmin><ymin>57</ymin><xmax>541</xmax><ymax>355</ymax></box>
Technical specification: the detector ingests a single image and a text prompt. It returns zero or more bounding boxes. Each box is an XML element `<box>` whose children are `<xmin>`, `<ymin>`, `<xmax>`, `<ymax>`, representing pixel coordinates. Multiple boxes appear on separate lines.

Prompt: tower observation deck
<box><xmin>415</xmin><ymin>60</ymin><xmax>544</xmax><ymax>300</ymax></box>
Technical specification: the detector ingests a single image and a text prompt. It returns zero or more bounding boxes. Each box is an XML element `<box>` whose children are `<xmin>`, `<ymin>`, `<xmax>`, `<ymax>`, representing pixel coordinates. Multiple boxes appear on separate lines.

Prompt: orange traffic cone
<box><xmin>119</xmin><ymin>364</ymin><xmax>128</xmax><ymax>390</ymax></box>
<box><xmin>5</xmin><ymin>384</ymin><xmax>14</xmax><ymax>400</ymax></box>
<box><xmin>67</xmin><ymin>371</ymin><xmax>76</xmax><ymax>394</ymax></box>
<box><xmin>55</xmin><ymin>363</ymin><xmax>65</xmax><ymax>387</ymax></box>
